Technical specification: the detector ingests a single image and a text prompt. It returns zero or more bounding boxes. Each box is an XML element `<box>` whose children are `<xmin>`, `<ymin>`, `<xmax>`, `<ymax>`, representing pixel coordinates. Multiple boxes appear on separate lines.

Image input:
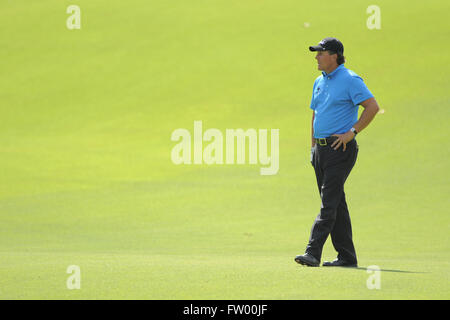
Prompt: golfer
<box><xmin>295</xmin><ymin>37</ymin><xmax>380</xmax><ymax>267</ymax></box>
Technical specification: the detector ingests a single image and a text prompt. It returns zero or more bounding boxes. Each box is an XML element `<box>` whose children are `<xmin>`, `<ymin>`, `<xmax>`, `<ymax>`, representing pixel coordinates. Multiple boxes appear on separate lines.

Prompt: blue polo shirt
<box><xmin>310</xmin><ymin>64</ymin><xmax>374</xmax><ymax>138</ymax></box>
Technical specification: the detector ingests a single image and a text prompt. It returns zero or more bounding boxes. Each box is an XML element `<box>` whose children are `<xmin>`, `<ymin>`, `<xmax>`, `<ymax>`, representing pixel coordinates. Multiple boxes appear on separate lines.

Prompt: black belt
<box><xmin>315</xmin><ymin>136</ymin><xmax>338</xmax><ymax>146</ymax></box>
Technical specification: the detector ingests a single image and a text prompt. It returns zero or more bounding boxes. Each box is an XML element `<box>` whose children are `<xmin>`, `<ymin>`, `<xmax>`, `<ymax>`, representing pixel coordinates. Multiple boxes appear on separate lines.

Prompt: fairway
<box><xmin>0</xmin><ymin>0</ymin><xmax>449</xmax><ymax>300</ymax></box>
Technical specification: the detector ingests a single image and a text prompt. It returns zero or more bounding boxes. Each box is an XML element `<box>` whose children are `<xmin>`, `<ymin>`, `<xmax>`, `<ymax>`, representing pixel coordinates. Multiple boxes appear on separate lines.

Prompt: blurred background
<box><xmin>0</xmin><ymin>0</ymin><xmax>448</xmax><ymax>299</ymax></box>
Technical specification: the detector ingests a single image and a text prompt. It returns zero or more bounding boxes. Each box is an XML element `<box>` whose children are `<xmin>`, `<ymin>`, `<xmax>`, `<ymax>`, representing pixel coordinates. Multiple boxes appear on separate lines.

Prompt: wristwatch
<box><xmin>350</xmin><ymin>127</ymin><xmax>358</xmax><ymax>135</ymax></box>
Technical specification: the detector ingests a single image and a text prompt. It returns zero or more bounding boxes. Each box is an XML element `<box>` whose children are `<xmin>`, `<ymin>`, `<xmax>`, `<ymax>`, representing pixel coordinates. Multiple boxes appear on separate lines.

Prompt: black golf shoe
<box><xmin>322</xmin><ymin>258</ymin><xmax>357</xmax><ymax>268</ymax></box>
<box><xmin>294</xmin><ymin>253</ymin><xmax>320</xmax><ymax>267</ymax></box>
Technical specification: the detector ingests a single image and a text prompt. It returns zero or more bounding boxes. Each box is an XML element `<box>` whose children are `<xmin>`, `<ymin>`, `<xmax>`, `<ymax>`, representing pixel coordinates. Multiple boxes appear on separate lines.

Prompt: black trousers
<box><xmin>306</xmin><ymin>138</ymin><xmax>359</xmax><ymax>264</ymax></box>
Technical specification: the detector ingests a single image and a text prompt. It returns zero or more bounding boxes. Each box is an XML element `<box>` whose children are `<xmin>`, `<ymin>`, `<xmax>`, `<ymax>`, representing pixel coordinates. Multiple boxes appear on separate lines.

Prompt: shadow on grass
<box><xmin>350</xmin><ymin>266</ymin><xmax>429</xmax><ymax>274</ymax></box>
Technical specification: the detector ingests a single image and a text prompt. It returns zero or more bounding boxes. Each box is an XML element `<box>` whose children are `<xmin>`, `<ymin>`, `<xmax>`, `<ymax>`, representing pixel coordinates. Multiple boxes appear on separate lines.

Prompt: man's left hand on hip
<box><xmin>331</xmin><ymin>131</ymin><xmax>355</xmax><ymax>151</ymax></box>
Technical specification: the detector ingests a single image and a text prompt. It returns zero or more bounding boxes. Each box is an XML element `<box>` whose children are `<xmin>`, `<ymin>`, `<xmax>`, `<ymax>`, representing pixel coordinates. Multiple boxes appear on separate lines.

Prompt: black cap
<box><xmin>309</xmin><ymin>37</ymin><xmax>344</xmax><ymax>54</ymax></box>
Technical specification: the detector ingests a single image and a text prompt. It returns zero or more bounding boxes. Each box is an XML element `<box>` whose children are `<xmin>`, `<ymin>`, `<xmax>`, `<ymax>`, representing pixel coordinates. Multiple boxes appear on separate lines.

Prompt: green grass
<box><xmin>0</xmin><ymin>0</ymin><xmax>449</xmax><ymax>299</ymax></box>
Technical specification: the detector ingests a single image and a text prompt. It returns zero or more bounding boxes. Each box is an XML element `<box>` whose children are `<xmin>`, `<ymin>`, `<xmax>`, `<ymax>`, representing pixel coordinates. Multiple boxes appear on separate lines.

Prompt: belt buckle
<box><xmin>318</xmin><ymin>138</ymin><xmax>327</xmax><ymax>146</ymax></box>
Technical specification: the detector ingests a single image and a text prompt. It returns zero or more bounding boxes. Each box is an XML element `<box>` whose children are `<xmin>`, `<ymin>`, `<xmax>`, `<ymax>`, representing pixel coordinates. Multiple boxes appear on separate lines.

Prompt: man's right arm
<box><xmin>311</xmin><ymin>111</ymin><xmax>315</xmax><ymax>147</ymax></box>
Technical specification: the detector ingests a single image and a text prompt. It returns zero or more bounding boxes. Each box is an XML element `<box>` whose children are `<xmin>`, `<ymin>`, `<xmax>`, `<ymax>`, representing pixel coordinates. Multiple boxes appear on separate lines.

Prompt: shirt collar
<box><xmin>322</xmin><ymin>64</ymin><xmax>345</xmax><ymax>78</ymax></box>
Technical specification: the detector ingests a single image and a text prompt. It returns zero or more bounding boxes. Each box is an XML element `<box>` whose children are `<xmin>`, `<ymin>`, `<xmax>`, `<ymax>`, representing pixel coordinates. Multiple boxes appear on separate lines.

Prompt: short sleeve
<box><xmin>348</xmin><ymin>76</ymin><xmax>374</xmax><ymax>106</ymax></box>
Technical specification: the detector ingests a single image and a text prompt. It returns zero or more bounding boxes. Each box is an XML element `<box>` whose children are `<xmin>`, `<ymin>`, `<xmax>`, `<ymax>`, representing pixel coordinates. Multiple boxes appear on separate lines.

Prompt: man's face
<box><xmin>315</xmin><ymin>51</ymin><xmax>337</xmax><ymax>71</ymax></box>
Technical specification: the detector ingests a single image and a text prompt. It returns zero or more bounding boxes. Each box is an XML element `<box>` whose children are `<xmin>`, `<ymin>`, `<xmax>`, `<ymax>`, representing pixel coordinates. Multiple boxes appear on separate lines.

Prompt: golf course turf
<box><xmin>0</xmin><ymin>0</ymin><xmax>449</xmax><ymax>299</ymax></box>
